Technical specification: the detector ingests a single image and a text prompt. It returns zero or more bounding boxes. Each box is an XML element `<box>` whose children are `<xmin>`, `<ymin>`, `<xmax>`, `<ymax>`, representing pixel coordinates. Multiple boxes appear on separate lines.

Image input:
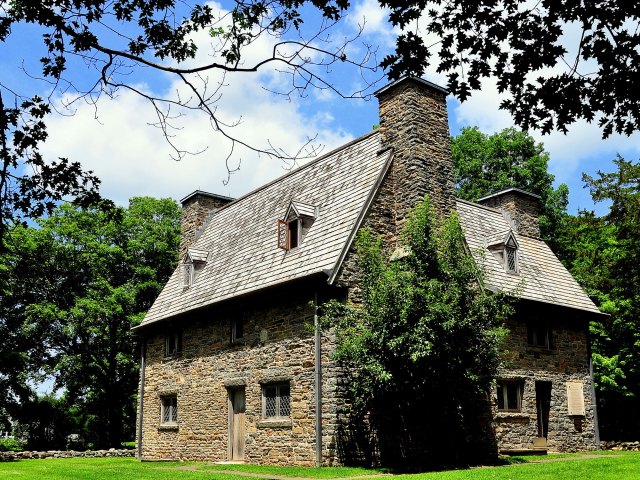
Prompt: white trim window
<box><xmin>262</xmin><ymin>383</ymin><xmax>291</xmax><ymax>418</ymax></box>
<box><xmin>161</xmin><ymin>395</ymin><xmax>178</xmax><ymax>425</ymax></box>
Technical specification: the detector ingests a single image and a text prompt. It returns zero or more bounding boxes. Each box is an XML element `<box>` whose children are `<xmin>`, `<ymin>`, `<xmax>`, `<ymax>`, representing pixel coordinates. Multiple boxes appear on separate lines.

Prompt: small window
<box><xmin>161</xmin><ymin>395</ymin><xmax>178</xmax><ymax>425</ymax></box>
<box><xmin>231</xmin><ymin>317</ymin><xmax>244</xmax><ymax>343</ymax></box>
<box><xmin>505</xmin><ymin>246</ymin><xmax>517</xmax><ymax>272</ymax></box>
<box><xmin>528</xmin><ymin>322</ymin><xmax>551</xmax><ymax>349</ymax></box>
<box><xmin>497</xmin><ymin>381</ymin><xmax>523</xmax><ymax>412</ymax></box>
<box><xmin>165</xmin><ymin>331</ymin><xmax>182</xmax><ymax>357</ymax></box>
<box><xmin>288</xmin><ymin>219</ymin><xmax>300</xmax><ymax>249</ymax></box>
<box><xmin>277</xmin><ymin>219</ymin><xmax>301</xmax><ymax>250</ymax></box>
<box><xmin>181</xmin><ymin>248</ymin><xmax>208</xmax><ymax>287</ymax></box>
<box><xmin>262</xmin><ymin>383</ymin><xmax>291</xmax><ymax>418</ymax></box>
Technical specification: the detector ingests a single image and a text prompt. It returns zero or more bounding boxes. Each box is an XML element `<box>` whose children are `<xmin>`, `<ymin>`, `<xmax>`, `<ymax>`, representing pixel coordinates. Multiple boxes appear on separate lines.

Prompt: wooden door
<box><xmin>229</xmin><ymin>388</ymin><xmax>246</xmax><ymax>461</ymax></box>
<box><xmin>535</xmin><ymin>381</ymin><xmax>552</xmax><ymax>444</ymax></box>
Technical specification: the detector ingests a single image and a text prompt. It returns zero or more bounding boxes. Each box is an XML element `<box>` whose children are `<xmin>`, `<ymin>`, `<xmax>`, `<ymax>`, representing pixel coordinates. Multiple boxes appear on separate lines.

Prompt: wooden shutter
<box><xmin>277</xmin><ymin>220</ymin><xmax>289</xmax><ymax>250</ymax></box>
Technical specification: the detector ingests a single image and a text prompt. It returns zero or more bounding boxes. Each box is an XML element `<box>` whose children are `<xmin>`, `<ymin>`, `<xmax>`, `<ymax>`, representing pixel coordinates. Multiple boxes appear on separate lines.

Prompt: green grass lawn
<box><xmin>0</xmin><ymin>452</ymin><xmax>638</xmax><ymax>480</ymax></box>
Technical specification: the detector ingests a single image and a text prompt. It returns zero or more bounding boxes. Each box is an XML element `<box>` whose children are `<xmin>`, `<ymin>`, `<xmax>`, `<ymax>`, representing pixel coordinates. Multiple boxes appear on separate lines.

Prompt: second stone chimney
<box><xmin>375</xmin><ymin>76</ymin><xmax>456</xmax><ymax>225</ymax></box>
<box><xmin>477</xmin><ymin>188</ymin><xmax>542</xmax><ymax>239</ymax></box>
<box><xmin>179</xmin><ymin>190</ymin><xmax>234</xmax><ymax>259</ymax></box>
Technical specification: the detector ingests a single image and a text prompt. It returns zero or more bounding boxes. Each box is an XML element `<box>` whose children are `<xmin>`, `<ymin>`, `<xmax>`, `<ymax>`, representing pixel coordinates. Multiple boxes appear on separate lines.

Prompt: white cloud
<box><xmin>40</xmin><ymin>4</ymin><xmax>353</xmax><ymax>206</ymax></box>
<box><xmin>346</xmin><ymin>0</ymin><xmax>397</xmax><ymax>46</ymax></box>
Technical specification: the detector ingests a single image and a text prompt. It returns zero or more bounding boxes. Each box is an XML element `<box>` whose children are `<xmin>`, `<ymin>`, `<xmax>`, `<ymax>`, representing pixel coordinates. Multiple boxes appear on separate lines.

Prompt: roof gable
<box><xmin>140</xmin><ymin>131</ymin><xmax>390</xmax><ymax>328</ymax></box>
<box><xmin>456</xmin><ymin>199</ymin><xmax>602</xmax><ymax>315</ymax></box>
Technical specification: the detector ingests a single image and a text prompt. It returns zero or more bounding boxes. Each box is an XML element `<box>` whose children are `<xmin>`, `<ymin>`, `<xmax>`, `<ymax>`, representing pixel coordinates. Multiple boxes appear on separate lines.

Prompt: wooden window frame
<box><xmin>527</xmin><ymin>322</ymin><xmax>551</xmax><ymax>349</ymax></box>
<box><xmin>497</xmin><ymin>380</ymin><xmax>523</xmax><ymax>412</ymax></box>
<box><xmin>161</xmin><ymin>395</ymin><xmax>178</xmax><ymax>425</ymax></box>
<box><xmin>262</xmin><ymin>383</ymin><xmax>291</xmax><ymax>419</ymax></box>
<box><xmin>231</xmin><ymin>317</ymin><xmax>244</xmax><ymax>343</ymax></box>
<box><xmin>165</xmin><ymin>331</ymin><xmax>182</xmax><ymax>357</ymax></box>
<box><xmin>505</xmin><ymin>245</ymin><xmax>518</xmax><ymax>273</ymax></box>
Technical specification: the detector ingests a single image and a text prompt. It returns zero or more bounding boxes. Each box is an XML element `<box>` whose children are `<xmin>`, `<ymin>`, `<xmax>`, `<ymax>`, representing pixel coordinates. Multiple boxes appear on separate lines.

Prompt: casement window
<box><xmin>181</xmin><ymin>248</ymin><xmax>208</xmax><ymax>287</ymax></box>
<box><xmin>527</xmin><ymin>322</ymin><xmax>551</xmax><ymax>349</ymax></box>
<box><xmin>262</xmin><ymin>383</ymin><xmax>291</xmax><ymax>418</ymax></box>
<box><xmin>488</xmin><ymin>231</ymin><xmax>519</xmax><ymax>274</ymax></box>
<box><xmin>497</xmin><ymin>381</ymin><xmax>523</xmax><ymax>412</ymax></box>
<box><xmin>505</xmin><ymin>244</ymin><xmax>517</xmax><ymax>273</ymax></box>
<box><xmin>277</xmin><ymin>202</ymin><xmax>317</xmax><ymax>251</ymax></box>
<box><xmin>161</xmin><ymin>395</ymin><xmax>178</xmax><ymax>425</ymax></box>
<box><xmin>231</xmin><ymin>317</ymin><xmax>244</xmax><ymax>343</ymax></box>
<box><xmin>165</xmin><ymin>331</ymin><xmax>182</xmax><ymax>357</ymax></box>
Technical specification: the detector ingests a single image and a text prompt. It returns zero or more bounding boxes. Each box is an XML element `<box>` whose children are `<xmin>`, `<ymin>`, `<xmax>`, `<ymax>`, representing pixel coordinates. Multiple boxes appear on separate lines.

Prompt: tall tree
<box><xmin>452</xmin><ymin>126</ymin><xmax>569</xmax><ymax>250</ymax></box>
<box><xmin>322</xmin><ymin>198</ymin><xmax>513</xmax><ymax>468</ymax></box>
<box><xmin>564</xmin><ymin>156</ymin><xmax>640</xmax><ymax>440</ymax></box>
<box><xmin>1</xmin><ymin>197</ymin><xmax>181</xmax><ymax>448</ymax></box>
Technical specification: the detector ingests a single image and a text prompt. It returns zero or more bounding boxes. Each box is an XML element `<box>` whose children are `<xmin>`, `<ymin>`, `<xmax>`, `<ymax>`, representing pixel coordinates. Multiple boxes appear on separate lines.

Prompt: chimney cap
<box><xmin>180</xmin><ymin>190</ymin><xmax>235</xmax><ymax>206</ymax></box>
<box><xmin>374</xmin><ymin>75</ymin><xmax>449</xmax><ymax>97</ymax></box>
<box><xmin>477</xmin><ymin>187</ymin><xmax>542</xmax><ymax>203</ymax></box>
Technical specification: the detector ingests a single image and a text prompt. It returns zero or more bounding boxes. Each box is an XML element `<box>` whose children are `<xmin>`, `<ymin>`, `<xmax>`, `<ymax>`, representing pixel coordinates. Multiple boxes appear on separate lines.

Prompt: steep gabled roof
<box><xmin>138</xmin><ymin>131</ymin><xmax>391</xmax><ymax>328</ymax></box>
<box><xmin>456</xmin><ymin>199</ymin><xmax>602</xmax><ymax>315</ymax></box>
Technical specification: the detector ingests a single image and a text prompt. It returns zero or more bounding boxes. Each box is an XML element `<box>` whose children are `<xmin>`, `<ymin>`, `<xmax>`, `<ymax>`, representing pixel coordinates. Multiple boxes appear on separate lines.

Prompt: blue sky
<box><xmin>2</xmin><ymin>0</ymin><xmax>639</xmax><ymax>218</ymax></box>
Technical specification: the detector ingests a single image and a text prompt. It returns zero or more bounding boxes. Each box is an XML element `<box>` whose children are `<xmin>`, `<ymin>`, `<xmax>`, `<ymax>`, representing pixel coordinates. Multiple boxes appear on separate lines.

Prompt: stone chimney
<box><xmin>179</xmin><ymin>190</ymin><xmax>234</xmax><ymax>259</ymax></box>
<box><xmin>374</xmin><ymin>76</ymin><xmax>455</xmax><ymax>225</ymax></box>
<box><xmin>477</xmin><ymin>188</ymin><xmax>541</xmax><ymax>239</ymax></box>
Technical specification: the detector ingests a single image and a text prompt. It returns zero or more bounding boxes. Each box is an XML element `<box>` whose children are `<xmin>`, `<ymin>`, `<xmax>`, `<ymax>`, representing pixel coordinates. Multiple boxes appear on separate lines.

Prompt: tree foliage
<box><xmin>0</xmin><ymin>94</ymin><xmax>103</xmax><ymax>248</ymax></box>
<box><xmin>452</xmin><ymin>126</ymin><xmax>569</xmax><ymax>249</ymax></box>
<box><xmin>322</xmin><ymin>198</ymin><xmax>513</xmax><ymax>468</ymax></box>
<box><xmin>560</xmin><ymin>157</ymin><xmax>640</xmax><ymax>440</ymax></box>
<box><xmin>1</xmin><ymin>1</ymin><xmax>637</xmax><ymax>240</ymax></box>
<box><xmin>0</xmin><ymin>197</ymin><xmax>181</xmax><ymax>448</ymax></box>
<box><xmin>381</xmin><ymin>1</ymin><xmax>640</xmax><ymax>137</ymax></box>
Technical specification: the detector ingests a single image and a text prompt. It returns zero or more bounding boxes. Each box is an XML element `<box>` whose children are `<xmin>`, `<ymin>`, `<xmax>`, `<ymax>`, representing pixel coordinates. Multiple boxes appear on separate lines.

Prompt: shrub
<box><xmin>0</xmin><ymin>437</ymin><xmax>23</xmax><ymax>452</ymax></box>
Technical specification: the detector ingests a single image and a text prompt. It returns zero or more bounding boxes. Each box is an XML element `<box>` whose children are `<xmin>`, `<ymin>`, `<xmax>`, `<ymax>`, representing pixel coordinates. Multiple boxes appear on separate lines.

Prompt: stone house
<box><xmin>133</xmin><ymin>77</ymin><xmax>604</xmax><ymax>465</ymax></box>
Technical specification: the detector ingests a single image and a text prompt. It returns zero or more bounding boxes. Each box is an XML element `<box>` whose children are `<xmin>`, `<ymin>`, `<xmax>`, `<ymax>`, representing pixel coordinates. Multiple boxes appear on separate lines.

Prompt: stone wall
<box><xmin>138</xmin><ymin>283</ymin><xmax>341</xmax><ymax>465</ymax></box>
<box><xmin>376</xmin><ymin>78</ymin><xmax>455</xmax><ymax>226</ymax></box>
<box><xmin>0</xmin><ymin>449</ymin><xmax>134</xmax><ymax>462</ymax></box>
<box><xmin>180</xmin><ymin>192</ymin><xmax>234</xmax><ymax>260</ymax></box>
<box><xmin>494</xmin><ymin>314</ymin><xmax>598</xmax><ymax>452</ymax></box>
<box><xmin>478</xmin><ymin>189</ymin><xmax>541</xmax><ymax>239</ymax></box>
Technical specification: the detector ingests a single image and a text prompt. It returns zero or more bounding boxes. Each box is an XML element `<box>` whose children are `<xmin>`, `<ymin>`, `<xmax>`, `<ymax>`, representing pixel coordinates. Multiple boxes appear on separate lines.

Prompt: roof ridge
<box><xmin>205</xmin><ymin>130</ymin><xmax>380</xmax><ymax>217</ymax></box>
<box><xmin>455</xmin><ymin>197</ymin><xmax>502</xmax><ymax>214</ymax></box>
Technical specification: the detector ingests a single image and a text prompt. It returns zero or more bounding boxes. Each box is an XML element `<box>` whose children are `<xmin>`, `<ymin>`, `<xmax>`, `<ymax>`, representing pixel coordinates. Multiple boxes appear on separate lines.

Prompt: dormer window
<box><xmin>181</xmin><ymin>248</ymin><xmax>208</xmax><ymax>287</ymax></box>
<box><xmin>278</xmin><ymin>202</ymin><xmax>317</xmax><ymax>251</ymax></box>
<box><xmin>488</xmin><ymin>231</ymin><xmax>519</xmax><ymax>274</ymax></box>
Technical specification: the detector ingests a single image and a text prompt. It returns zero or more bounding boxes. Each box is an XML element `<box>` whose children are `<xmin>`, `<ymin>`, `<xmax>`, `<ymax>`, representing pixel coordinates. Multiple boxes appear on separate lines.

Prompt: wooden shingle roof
<box><xmin>456</xmin><ymin>199</ymin><xmax>602</xmax><ymax>315</ymax></box>
<box><xmin>139</xmin><ymin>131</ymin><xmax>391</xmax><ymax>328</ymax></box>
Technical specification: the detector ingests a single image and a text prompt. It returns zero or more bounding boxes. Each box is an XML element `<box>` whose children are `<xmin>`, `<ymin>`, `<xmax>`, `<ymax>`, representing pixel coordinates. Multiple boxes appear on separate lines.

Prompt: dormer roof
<box><xmin>285</xmin><ymin>201</ymin><xmax>317</xmax><ymax>220</ymax></box>
<box><xmin>186</xmin><ymin>248</ymin><xmax>209</xmax><ymax>263</ymax></box>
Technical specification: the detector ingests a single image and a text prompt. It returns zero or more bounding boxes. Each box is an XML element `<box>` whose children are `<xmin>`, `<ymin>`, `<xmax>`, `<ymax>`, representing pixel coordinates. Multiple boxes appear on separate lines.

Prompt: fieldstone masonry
<box><xmin>376</xmin><ymin>77</ymin><xmax>456</xmax><ymax>225</ymax></box>
<box><xmin>478</xmin><ymin>189</ymin><xmax>542</xmax><ymax>239</ymax></box>
<box><xmin>179</xmin><ymin>191</ymin><xmax>234</xmax><ymax>259</ymax></box>
<box><xmin>139</xmin><ymin>286</ymin><xmax>342</xmax><ymax>465</ymax></box>
<box><xmin>495</xmin><ymin>315</ymin><xmax>597</xmax><ymax>452</ymax></box>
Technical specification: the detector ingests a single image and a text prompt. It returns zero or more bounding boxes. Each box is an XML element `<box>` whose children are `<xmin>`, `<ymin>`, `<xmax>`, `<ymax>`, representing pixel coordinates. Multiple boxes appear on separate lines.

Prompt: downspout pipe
<box><xmin>137</xmin><ymin>338</ymin><xmax>147</xmax><ymax>460</ymax></box>
<box><xmin>314</xmin><ymin>291</ymin><xmax>322</xmax><ymax>467</ymax></box>
<box><xmin>590</xmin><ymin>358</ymin><xmax>601</xmax><ymax>448</ymax></box>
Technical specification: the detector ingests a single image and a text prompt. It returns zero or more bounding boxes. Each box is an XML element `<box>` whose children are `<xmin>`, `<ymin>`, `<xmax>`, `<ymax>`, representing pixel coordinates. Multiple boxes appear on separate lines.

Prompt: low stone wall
<box><xmin>600</xmin><ymin>441</ymin><xmax>640</xmax><ymax>451</ymax></box>
<box><xmin>0</xmin><ymin>448</ymin><xmax>135</xmax><ymax>462</ymax></box>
